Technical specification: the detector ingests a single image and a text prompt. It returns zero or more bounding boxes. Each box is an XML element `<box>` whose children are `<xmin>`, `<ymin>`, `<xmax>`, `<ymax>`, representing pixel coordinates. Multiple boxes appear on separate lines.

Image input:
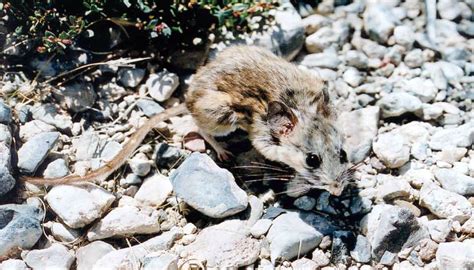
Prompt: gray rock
<box><xmin>0</xmin><ymin>204</ymin><xmax>42</xmax><ymax>257</ymax></box>
<box><xmin>55</xmin><ymin>82</ymin><xmax>97</xmax><ymax>113</ymax></box>
<box><xmin>426</xmin><ymin>219</ymin><xmax>452</xmax><ymax>243</ymax></box>
<box><xmin>146</xmin><ymin>69</ymin><xmax>179</xmax><ymax>102</ymax></box>
<box><xmin>46</xmin><ymin>184</ymin><xmax>115</xmax><ymax>228</ymax></box>
<box><xmin>299</xmin><ymin>52</ymin><xmax>341</xmax><ymax>69</ymax></box>
<box><xmin>373</xmin><ymin>131</ymin><xmax>410</xmax><ymax>169</ymax></box>
<box><xmin>87</xmin><ymin>205</ymin><xmax>162</xmax><ymax>240</ymax></box>
<box><xmin>0</xmin><ymin>259</ymin><xmax>29</xmax><ymax>270</ymax></box>
<box><xmin>43</xmin><ymin>158</ymin><xmax>69</xmax><ymax>179</ymax></box>
<box><xmin>368</xmin><ymin>206</ymin><xmax>429</xmax><ymax>260</ymax></box>
<box><xmin>120</xmin><ymin>173</ymin><xmax>142</xmax><ymax>187</ymax></box>
<box><xmin>363</xmin><ymin>4</ymin><xmax>397</xmax><ymax>43</ymax></box>
<box><xmin>170</xmin><ymin>153</ymin><xmax>248</xmax><ymax>218</ymax></box>
<box><xmin>429</xmin><ymin>120</ymin><xmax>474</xmax><ymax>150</ymax></box>
<box><xmin>345</xmin><ymin>50</ymin><xmax>369</xmax><ymax>69</ymax></box>
<box><xmin>294</xmin><ymin>195</ymin><xmax>316</xmax><ymax>211</ymax></box>
<box><xmin>379</xmin><ymin>251</ymin><xmax>397</xmax><ymax>266</ymax></box>
<box><xmin>377</xmin><ymin>92</ymin><xmax>422</xmax><ymax>118</ymax></box>
<box><xmin>134</xmin><ymin>174</ymin><xmax>172</xmax><ymax>207</ymax></box>
<box><xmin>331</xmin><ymin>230</ymin><xmax>354</xmax><ymax>264</ymax></box>
<box><xmin>267</xmin><ymin>212</ymin><xmax>324</xmax><ymax>262</ymax></box>
<box><xmin>0</xmin><ymin>125</ymin><xmax>14</xmax><ymax>196</ymax></box>
<box><xmin>31</xmin><ymin>104</ymin><xmax>72</xmax><ymax>130</ymax></box>
<box><xmin>434</xmin><ymin>168</ymin><xmax>474</xmax><ymax>195</ymax></box>
<box><xmin>142</xmin><ymin>251</ymin><xmax>178</xmax><ymax>270</ymax></box>
<box><xmin>393</xmin><ymin>25</ymin><xmax>415</xmax><ymax>48</ymax></box>
<box><xmin>154</xmin><ymin>143</ymin><xmax>187</xmax><ymax>169</ymax></box>
<box><xmin>316</xmin><ymin>192</ymin><xmax>337</xmax><ymax>215</ymax></box>
<box><xmin>419</xmin><ymin>181</ymin><xmax>472</xmax><ymax>222</ymax></box>
<box><xmin>97</xmin><ymin>82</ymin><xmax>127</xmax><ymax>101</ymax></box>
<box><xmin>250</xmin><ymin>219</ymin><xmax>273</xmax><ymax>238</ymax></box>
<box><xmin>183</xmin><ymin>220</ymin><xmax>260</xmax><ymax>268</ymax></box>
<box><xmin>17</xmin><ymin>132</ymin><xmax>60</xmax><ymax>174</ymax></box>
<box><xmin>136</xmin><ymin>99</ymin><xmax>164</xmax><ymax>117</ymax></box>
<box><xmin>19</xmin><ymin>120</ymin><xmax>56</xmax><ymax>142</ymax></box>
<box><xmin>92</xmin><ymin>229</ymin><xmax>180</xmax><ymax>270</ymax></box>
<box><xmin>436</xmin><ymin>242</ymin><xmax>474</xmax><ymax>270</ymax></box>
<box><xmin>76</xmin><ymin>241</ymin><xmax>116</xmax><ymax>270</ymax></box>
<box><xmin>350</xmin><ymin>235</ymin><xmax>371</xmax><ymax>263</ymax></box>
<box><xmin>23</xmin><ymin>243</ymin><xmax>74</xmax><ymax>270</ymax></box>
<box><xmin>0</xmin><ymin>101</ymin><xmax>12</xmax><ymax>124</ymax></box>
<box><xmin>338</xmin><ymin>106</ymin><xmax>379</xmax><ymax>163</ymax></box>
<box><xmin>118</xmin><ymin>68</ymin><xmax>146</xmax><ymax>88</ymax></box>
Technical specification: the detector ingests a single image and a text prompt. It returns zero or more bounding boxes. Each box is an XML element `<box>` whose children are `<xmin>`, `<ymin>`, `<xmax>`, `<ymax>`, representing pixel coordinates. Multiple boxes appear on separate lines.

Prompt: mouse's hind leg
<box><xmin>198</xmin><ymin>130</ymin><xmax>233</xmax><ymax>160</ymax></box>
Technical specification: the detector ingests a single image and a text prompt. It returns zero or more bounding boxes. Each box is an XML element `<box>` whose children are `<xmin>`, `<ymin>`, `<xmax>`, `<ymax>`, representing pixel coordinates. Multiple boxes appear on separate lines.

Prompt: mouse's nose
<box><xmin>327</xmin><ymin>183</ymin><xmax>343</xmax><ymax>196</ymax></box>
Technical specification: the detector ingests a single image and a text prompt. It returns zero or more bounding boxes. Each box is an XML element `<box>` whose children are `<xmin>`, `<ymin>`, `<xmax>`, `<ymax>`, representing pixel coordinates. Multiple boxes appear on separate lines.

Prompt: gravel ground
<box><xmin>0</xmin><ymin>0</ymin><xmax>473</xmax><ymax>269</ymax></box>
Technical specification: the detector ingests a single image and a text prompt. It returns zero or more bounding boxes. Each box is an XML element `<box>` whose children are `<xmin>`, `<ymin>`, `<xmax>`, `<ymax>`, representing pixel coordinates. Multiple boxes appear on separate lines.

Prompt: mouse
<box><xmin>23</xmin><ymin>45</ymin><xmax>354</xmax><ymax>197</ymax></box>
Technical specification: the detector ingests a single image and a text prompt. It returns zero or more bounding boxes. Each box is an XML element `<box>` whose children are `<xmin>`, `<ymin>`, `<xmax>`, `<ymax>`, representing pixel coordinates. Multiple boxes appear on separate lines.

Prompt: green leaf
<box><xmin>123</xmin><ymin>0</ymin><xmax>131</xmax><ymax>7</ymax></box>
<box><xmin>44</xmin><ymin>30</ymin><xmax>56</xmax><ymax>38</ymax></box>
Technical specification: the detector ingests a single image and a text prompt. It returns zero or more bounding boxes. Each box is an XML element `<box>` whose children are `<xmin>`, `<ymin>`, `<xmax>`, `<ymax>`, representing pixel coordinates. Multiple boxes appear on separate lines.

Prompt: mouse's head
<box><xmin>255</xmin><ymin>99</ymin><xmax>354</xmax><ymax>197</ymax></box>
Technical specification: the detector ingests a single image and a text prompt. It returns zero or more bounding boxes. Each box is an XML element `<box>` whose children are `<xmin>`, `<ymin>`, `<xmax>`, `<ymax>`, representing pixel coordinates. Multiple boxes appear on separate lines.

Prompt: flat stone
<box><xmin>46</xmin><ymin>184</ymin><xmax>115</xmax><ymax>228</ymax></box>
<box><xmin>23</xmin><ymin>243</ymin><xmax>74</xmax><ymax>270</ymax></box>
<box><xmin>376</xmin><ymin>174</ymin><xmax>414</xmax><ymax>201</ymax></box>
<box><xmin>47</xmin><ymin>221</ymin><xmax>80</xmax><ymax>242</ymax></box>
<box><xmin>183</xmin><ymin>220</ymin><xmax>260</xmax><ymax>268</ymax></box>
<box><xmin>146</xmin><ymin>69</ymin><xmax>179</xmax><ymax>102</ymax></box>
<box><xmin>350</xmin><ymin>235</ymin><xmax>371</xmax><ymax>263</ymax></box>
<box><xmin>142</xmin><ymin>251</ymin><xmax>178</xmax><ymax>270</ymax></box>
<box><xmin>299</xmin><ymin>52</ymin><xmax>341</xmax><ymax>69</ymax></box>
<box><xmin>429</xmin><ymin>120</ymin><xmax>474</xmax><ymax>150</ymax></box>
<box><xmin>43</xmin><ymin>158</ymin><xmax>69</xmax><ymax>178</ymax></box>
<box><xmin>419</xmin><ymin>181</ymin><xmax>472</xmax><ymax>222</ymax></box>
<box><xmin>136</xmin><ymin>99</ymin><xmax>164</xmax><ymax>117</ymax></box>
<box><xmin>376</xmin><ymin>92</ymin><xmax>422</xmax><ymax>118</ymax></box>
<box><xmin>338</xmin><ymin>106</ymin><xmax>380</xmax><ymax>163</ymax></box>
<box><xmin>87</xmin><ymin>205</ymin><xmax>162</xmax><ymax>241</ymax></box>
<box><xmin>17</xmin><ymin>132</ymin><xmax>60</xmax><ymax>174</ymax></box>
<box><xmin>118</xmin><ymin>68</ymin><xmax>146</xmax><ymax>88</ymax></box>
<box><xmin>436</xmin><ymin>147</ymin><xmax>467</xmax><ymax>164</ymax></box>
<box><xmin>76</xmin><ymin>241</ymin><xmax>116</xmax><ymax>270</ymax></box>
<box><xmin>31</xmin><ymin>104</ymin><xmax>72</xmax><ymax>130</ymax></box>
<box><xmin>373</xmin><ymin>131</ymin><xmax>410</xmax><ymax>169</ymax></box>
<box><xmin>92</xmin><ymin>229</ymin><xmax>182</xmax><ymax>270</ymax></box>
<box><xmin>436</xmin><ymin>242</ymin><xmax>474</xmax><ymax>270</ymax></box>
<box><xmin>0</xmin><ymin>204</ymin><xmax>42</xmax><ymax>257</ymax></box>
<box><xmin>267</xmin><ymin>212</ymin><xmax>324</xmax><ymax>262</ymax></box>
<box><xmin>0</xmin><ymin>259</ymin><xmax>29</xmax><ymax>270</ymax></box>
<box><xmin>426</xmin><ymin>219</ymin><xmax>452</xmax><ymax>243</ymax></box>
<box><xmin>170</xmin><ymin>153</ymin><xmax>248</xmax><ymax>218</ymax></box>
<box><xmin>294</xmin><ymin>195</ymin><xmax>316</xmax><ymax>211</ymax></box>
<box><xmin>434</xmin><ymin>168</ymin><xmax>474</xmax><ymax>195</ymax></box>
<box><xmin>250</xmin><ymin>219</ymin><xmax>273</xmax><ymax>238</ymax></box>
<box><xmin>134</xmin><ymin>174</ymin><xmax>172</xmax><ymax>207</ymax></box>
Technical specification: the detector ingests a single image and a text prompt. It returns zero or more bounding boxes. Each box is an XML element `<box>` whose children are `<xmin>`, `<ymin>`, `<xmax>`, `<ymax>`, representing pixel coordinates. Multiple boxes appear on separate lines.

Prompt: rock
<box><xmin>55</xmin><ymin>82</ymin><xmax>97</xmax><ymax>113</ymax></box>
<box><xmin>419</xmin><ymin>181</ymin><xmax>472</xmax><ymax>222</ymax></box>
<box><xmin>294</xmin><ymin>196</ymin><xmax>316</xmax><ymax>211</ymax></box>
<box><xmin>434</xmin><ymin>168</ymin><xmax>474</xmax><ymax>195</ymax></box>
<box><xmin>120</xmin><ymin>173</ymin><xmax>142</xmax><ymax>187</ymax></box>
<box><xmin>267</xmin><ymin>212</ymin><xmax>324</xmax><ymax>262</ymax></box>
<box><xmin>368</xmin><ymin>206</ymin><xmax>429</xmax><ymax>260</ymax></box>
<box><xmin>343</xmin><ymin>68</ymin><xmax>363</xmax><ymax>87</ymax></box>
<box><xmin>146</xmin><ymin>69</ymin><xmax>179</xmax><ymax>102</ymax></box>
<box><xmin>46</xmin><ymin>184</ymin><xmax>115</xmax><ymax>228</ymax></box>
<box><xmin>170</xmin><ymin>153</ymin><xmax>248</xmax><ymax>218</ymax></box>
<box><xmin>302</xmin><ymin>14</ymin><xmax>331</xmax><ymax>35</ymax></box>
<box><xmin>31</xmin><ymin>104</ymin><xmax>72</xmax><ymax>131</ymax></box>
<box><xmin>403</xmin><ymin>78</ymin><xmax>438</xmax><ymax>103</ymax></box>
<box><xmin>250</xmin><ymin>219</ymin><xmax>273</xmax><ymax>238</ymax></box>
<box><xmin>43</xmin><ymin>158</ymin><xmax>69</xmax><ymax>178</ymax></box>
<box><xmin>377</xmin><ymin>92</ymin><xmax>422</xmax><ymax>118</ymax></box>
<box><xmin>419</xmin><ymin>238</ymin><xmax>438</xmax><ymax>262</ymax></box>
<box><xmin>350</xmin><ymin>235</ymin><xmax>371</xmax><ymax>263</ymax></box>
<box><xmin>345</xmin><ymin>50</ymin><xmax>369</xmax><ymax>69</ymax></box>
<box><xmin>338</xmin><ymin>106</ymin><xmax>379</xmax><ymax>163</ymax></box>
<box><xmin>377</xmin><ymin>174</ymin><xmax>414</xmax><ymax>201</ymax></box>
<box><xmin>373</xmin><ymin>131</ymin><xmax>410</xmax><ymax>169</ymax></box>
<box><xmin>46</xmin><ymin>221</ymin><xmax>80</xmax><ymax>242</ymax></box>
<box><xmin>183</xmin><ymin>220</ymin><xmax>260</xmax><ymax>268</ymax></box>
<box><xmin>92</xmin><ymin>229</ymin><xmax>182</xmax><ymax>270</ymax></box>
<box><xmin>404</xmin><ymin>49</ymin><xmax>424</xmax><ymax>68</ymax></box>
<box><xmin>23</xmin><ymin>243</ymin><xmax>74</xmax><ymax>270</ymax></box>
<box><xmin>331</xmin><ymin>230</ymin><xmax>354</xmax><ymax>264</ymax></box>
<box><xmin>136</xmin><ymin>99</ymin><xmax>164</xmax><ymax>117</ymax></box>
<box><xmin>72</xmin><ymin>132</ymin><xmax>101</xmax><ymax>161</ymax></box>
<box><xmin>118</xmin><ymin>68</ymin><xmax>146</xmax><ymax>88</ymax></box>
<box><xmin>0</xmin><ymin>101</ymin><xmax>12</xmax><ymax>124</ymax></box>
<box><xmin>379</xmin><ymin>251</ymin><xmax>397</xmax><ymax>266</ymax></box>
<box><xmin>312</xmin><ymin>249</ymin><xmax>330</xmax><ymax>267</ymax></box>
<box><xmin>252</xmin><ymin>2</ymin><xmax>305</xmax><ymax>60</ymax></box>
<box><xmin>299</xmin><ymin>52</ymin><xmax>341</xmax><ymax>69</ymax></box>
<box><xmin>363</xmin><ymin>4</ymin><xmax>397</xmax><ymax>43</ymax></box>
<box><xmin>87</xmin><ymin>205</ymin><xmax>162</xmax><ymax>241</ymax></box>
<box><xmin>393</xmin><ymin>25</ymin><xmax>415</xmax><ymax>48</ymax></box>
<box><xmin>462</xmin><ymin>216</ymin><xmax>474</xmax><ymax>234</ymax></box>
<box><xmin>429</xmin><ymin>121</ymin><xmax>474</xmax><ymax>150</ymax></box>
<box><xmin>154</xmin><ymin>143</ymin><xmax>187</xmax><ymax>169</ymax></box>
<box><xmin>247</xmin><ymin>195</ymin><xmax>264</xmax><ymax>226</ymax></box>
<box><xmin>142</xmin><ymin>251</ymin><xmax>178</xmax><ymax>270</ymax></box>
<box><xmin>0</xmin><ymin>259</ymin><xmax>29</xmax><ymax>270</ymax></box>
<box><xmin>19</xmin><ymin>120</ymin><xmax>56</xmax><ymax>142</ymax></box>
<box><xmin>436</xmin><ymin>242</ymin><xmax>474</xmax><ymax>270</ymax></box>
<box><xmin>134</xmin><ymin>174</ymin><xmax>172</xmax><ymax>207</ymax></box>
<box><xmin>305</xmin><ymin>21</ymin><xmax>349</xmax><ymax>53</ymax></box>
<box><xmin>437</xmin><ymin>0</ymin><xmax>462</xmax><ymax>20</ymax></box>
<box><xmin>128</xmin><ymin>153</ymin><xmax>151</xmax><ymax>176</ymax></box>
<box><xmin>76</xmin><ymin>241</ymin><xmax>116</xmax><ymax>270</ymax></box>
<box><xmin>292</xmin><ymin>258</ymin><xmax>319</xmax><ymax>269</ymax></box>
<box><xmin>436</xmin><ymin>147</ymin><xmax>467</xmax><ymax>164</ymax></box>
<box><xmin>183</xmin><ymin>132</ymin><xmax>206</xmax><ymax>153</ymax></box>
<box><xmin>0</xmin><ymin>128</ymin><xmax>14</xmax><ymax>196</ymax></box>
<box><xmin>97</xmin><ymin>82</ymin><xmax>127</xmax><ymax>101</ymax></box>
<box><xmin>17</xmin><ymin>131</ymin><xmax>60</xmax><ymax>174</ymax></box>
<box><xmin>0</xmin><ymin>204</ymin><xmax>42</xmax><ymax>257</ymax></box>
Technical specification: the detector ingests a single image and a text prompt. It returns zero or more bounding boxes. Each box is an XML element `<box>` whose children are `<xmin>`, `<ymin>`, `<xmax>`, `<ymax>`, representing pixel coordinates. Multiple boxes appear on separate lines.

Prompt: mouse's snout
<box><xmin>325</xmin><ymin>182</ymin><xmax>344</xmax><ymax>196</ymax></box>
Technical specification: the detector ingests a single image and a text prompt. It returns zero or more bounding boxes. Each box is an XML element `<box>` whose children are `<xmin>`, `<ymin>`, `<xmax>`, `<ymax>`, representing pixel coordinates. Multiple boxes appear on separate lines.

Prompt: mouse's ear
<box><xmin>316</xmin><ymin>82</ymin><xmax>332</xmax><ymax>117</ymax></box>
<box><xmin>267</xmin><ymin>101</ymin><xmax>298</xmax><ymax>137</ymax></box>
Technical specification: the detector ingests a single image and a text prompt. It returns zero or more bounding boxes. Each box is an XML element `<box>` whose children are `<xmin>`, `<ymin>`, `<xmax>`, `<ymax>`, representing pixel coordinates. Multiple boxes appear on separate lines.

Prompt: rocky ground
<box><xmin>0</xmin><ymin>0</ymin><xmax>474</xmax><ymax>269</ymax></box>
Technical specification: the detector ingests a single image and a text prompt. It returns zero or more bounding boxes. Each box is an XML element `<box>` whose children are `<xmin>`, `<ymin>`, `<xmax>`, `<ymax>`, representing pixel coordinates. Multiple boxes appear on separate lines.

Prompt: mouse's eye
<box><xmin>340</xmin><ymin>149</ymin><xmax>348</xmax><ymax>163</ymax></box>
<box><xmin>306</xmin><ymin>154</ymin><xmax>321</xmax><ymax>168</ymax></box>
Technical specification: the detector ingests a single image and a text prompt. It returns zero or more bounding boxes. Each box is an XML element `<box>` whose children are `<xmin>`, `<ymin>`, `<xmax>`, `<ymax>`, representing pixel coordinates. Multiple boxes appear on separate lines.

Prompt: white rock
<box><xmin>436</xmin><ymin>242</ymin><xmax>474</xmax><ymax>270</ymax></box>
<box><xmin>437</xmin><ymin>0</ymin><xmax>462</xmax><ymax>20</ymax></box>
<box><xmin>393</xmin><ymin>25</ymin><xmax>415</xmax><ymax>48</ymax></box>
<box><xmin>373</xmin><ymin>131</ymin><xmax>410</xmax><ymax>168</ymax></box>
<box><xmin>429</xmin><ymin>120</ymin><xmax>474</xmax><ymax>150</ymax></box>
<box><xmin>142</xmin><ymin>251</ymin><xmax>178</xmax><ymax>270</ymax></box>
<box><xmin>426</xmin><ymin>219</ymin><xmax>452</xmax><ymax>243</ymax></box>
<box><xmin>403</xmin><ymin>77</ymin><xmax>438</xmax><ymax>103</ymax></box>
<box><xmin>0</xmin><ymin>259</ymin><xmax>29</xmax><ymax>270</ymax></box>
<box><xmin>23</xmin><ymin>243</ymin><xmax>75</xmax><ymax>270</ymax></box>
<box><xmin>128</xmin><ymin>153</ymin><xmax>151</xmax><ymax>176</ymax></box>
<box><xmin>419</xmin><ymin>181</ymin><xmax>472</xmax><ymax>222</ymax></box>
<box><xmin>87</xmin><ymin>205</ymin><xmax>161</xmax><ymax>240</ymax></box>
<box><xmin>404</xmin><ymin>49</ymin><xmax>424</xmax><ymax>68</ymax></box>
<box><xmin>302</xmin><ymin>14</ymin><xmax>331</xmax><ymax>35</ymax></box>
<box><xmin>377</xmin><ymin>92</ymin><xmax>422</xmax><ymax>118</ymax></box>
<box><xmin>292</xmin><ymin>258</ymin><xmax>319</xmax><ymax>269</ymax></box>
<box><xmin>134</xmin><ymin>174</ymin><xmax>173</xmax><ymax>207</ymax></box>
<box><xmin>343</xmin><ymin>68</ymin><xmax>364</xmax><ymax>87</ymax></box>
<box><xmin>436</xmin><ymin>147</ymin><xmax>467</xmax><ymax>164</ymax></box>
<box><xmin>19</xmin><ymin>120</ymin><xmax>56</xmax><ymax>142</ymax></box>
<box><xmin>363</xmin><ymin>4</ymin><xmax>397</xmax><ymax>43</ymax></box>
<box><xmin>182</xmin><ymin>223</ymin><xmax>197</xmax><ymax>235</ymax></box>
<box><xmin>43</xmin><ymin>158</ymin><xmax>69</xmax><ymax>179</ymax></box>
<box><xmin>434</xmin><ymin>168</ymin><xmax>474</xmax><ymax>195</ymax></box>
<box><xmin>47</xmin><ymin>221</ymin><xmax>80</xmax><ymax>242</ymax></box>
<box><xmin>46</xmin><ymin>184</ymin><xmax>115</xmax><ymax>229</ymax></box>
<box><xmin>76</xmin><ymin>241</ymin><xmax>116</xmax><ymax>270</ymax></box>
<box><xmin>146</xmin><ymin>70</ymin><xmax>179</xmax><ymax>102</ymax></box>
<box><xmin>117</xmin><ymin>68</ymin><xmax>146</xmax><ymax>88</ymax></box>
<box><xmin>376</xmin><ymin>174</ymin><xmax>414</xmax><ymax>201</ymax></box>
<box><xmin>250</xmin><ymin>219</ymin><xmax>273</xmax><ymax>238</ymax></box>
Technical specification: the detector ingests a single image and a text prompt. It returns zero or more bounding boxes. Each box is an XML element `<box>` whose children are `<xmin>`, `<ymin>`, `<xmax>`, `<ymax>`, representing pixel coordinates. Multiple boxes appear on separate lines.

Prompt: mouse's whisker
<box><xmin>250</xmin><ymin>161</ymin><xmax>288</xmax><ymax>170</ymax></box>
<box><xmin>232</xmin><ymin>165</ymin><xmax>288</xmax><ymax>173</ymax></box>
